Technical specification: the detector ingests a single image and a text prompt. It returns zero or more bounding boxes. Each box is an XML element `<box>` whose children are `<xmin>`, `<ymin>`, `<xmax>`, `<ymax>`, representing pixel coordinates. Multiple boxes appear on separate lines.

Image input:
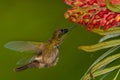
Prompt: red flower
<box><xmin>111</xmin><ymin>0</ymin><xmax>120</xmax><ymax>5</ymax></box>
<box><xmin>64</xmin><ymin>0</ymin><xmax>120</xmax><ymax>31</ymax></box>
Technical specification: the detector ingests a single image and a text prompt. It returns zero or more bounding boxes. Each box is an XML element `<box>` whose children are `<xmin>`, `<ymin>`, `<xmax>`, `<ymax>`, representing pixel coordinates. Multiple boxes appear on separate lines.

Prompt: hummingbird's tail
<box><xmin>15</xmin><ymin>63</ymin><xmax>31</xmax><ymax>72</ymax></box>
<box><xmin>15</xmin><ymin>60</ymin><xmax>39</xmax><ymax>72</ymax></box>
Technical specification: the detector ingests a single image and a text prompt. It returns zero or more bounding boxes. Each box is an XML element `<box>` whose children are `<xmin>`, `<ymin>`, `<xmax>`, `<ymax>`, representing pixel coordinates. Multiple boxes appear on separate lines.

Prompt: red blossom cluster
<box><xmin>64</xmin><ymin>0</ymin><xmax>120</xmax><ymax>31</ymax></box>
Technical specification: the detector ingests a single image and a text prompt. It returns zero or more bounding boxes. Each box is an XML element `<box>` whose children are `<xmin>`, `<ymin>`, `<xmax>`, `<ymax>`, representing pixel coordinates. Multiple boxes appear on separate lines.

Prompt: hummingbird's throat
<box><xmin>49</xmin><ymin>39</ymin><xmax>62</xmax><ymax>47</ymax></box>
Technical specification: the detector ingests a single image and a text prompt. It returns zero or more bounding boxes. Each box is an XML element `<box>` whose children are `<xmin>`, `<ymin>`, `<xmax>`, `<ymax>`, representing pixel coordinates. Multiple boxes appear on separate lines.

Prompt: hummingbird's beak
<box><xmin>62</xmin><ymin>25</ymin><xmax>77</xmax><ymax>34</ymax></box>
<box><xmin>68</xmin><ymin>25</ymin><xmax>77</xmax><ymax>30</ymax></box>
<box><xmin>59</xmin><ymin>25</ymin><xmax>77</xmax><ymax>36</ymax></box>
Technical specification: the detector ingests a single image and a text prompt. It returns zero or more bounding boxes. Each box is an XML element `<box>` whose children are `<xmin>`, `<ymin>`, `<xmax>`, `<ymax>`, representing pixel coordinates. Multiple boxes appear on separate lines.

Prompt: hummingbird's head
<box><xmin>50</xmin><ymin>25</ymin><xmax>76</xmax><ymax>45</ymax></box>
<box><xmin>59</xmin><ymin>28</ymin><xmax>69</xmax><ymax>36</ymax></box>
<box><xmin>52</xmin><ymin>25</ymin><xmax>76</xmax><ymax>40</ymax></box>
<box><xmin>53</xmin><ymin>28</ymin><xmax>69</xmax><ymax>39</ymax></box>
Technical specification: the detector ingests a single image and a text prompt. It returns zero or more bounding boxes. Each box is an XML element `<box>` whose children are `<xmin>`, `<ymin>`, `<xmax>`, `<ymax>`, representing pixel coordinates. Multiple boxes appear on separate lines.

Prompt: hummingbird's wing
<box><xmin>4</xmin><ymin>41</ymin><xmax>43</xmax><ymax>53</ymax></box>
<box><xmin>16</xmin><ymin>55</ymin><xmax>35</xmax><ymax>65</ymax></box>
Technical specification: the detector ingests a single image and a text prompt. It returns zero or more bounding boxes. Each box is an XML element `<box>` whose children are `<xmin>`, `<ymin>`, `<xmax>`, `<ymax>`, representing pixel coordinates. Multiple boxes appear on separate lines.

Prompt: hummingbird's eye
<box><xmin>58</xmin><ymin>29</ymin><xmax>69</xmax><ymax>37</ymax></box>
<box><xmin>61</xmin><ymin>29</ymin><xmax>68</xmax><ymax>33</ymax></box>
<box><xmin>60</xmin><ymin>29</ymin><xmax>64</xmax><ymax>32</ymax></box>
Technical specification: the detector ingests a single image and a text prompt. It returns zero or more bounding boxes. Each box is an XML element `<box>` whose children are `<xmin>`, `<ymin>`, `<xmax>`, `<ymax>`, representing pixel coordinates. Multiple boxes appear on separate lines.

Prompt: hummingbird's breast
<box><xmin>43</xmin><ymin>46</ymin><xmax>59</xmax><ymax>66</ymax></box>
<box><xmin>34</xmin><ymin>44</ymin><xmax>59</xmax><ymax>68</ymax></box>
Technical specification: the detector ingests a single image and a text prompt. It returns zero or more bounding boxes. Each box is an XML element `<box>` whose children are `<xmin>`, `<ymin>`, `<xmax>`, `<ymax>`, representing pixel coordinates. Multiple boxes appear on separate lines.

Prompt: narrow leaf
<box><xmin>113</xmin><ymin>69</ymin><xmax>120</xmax><ymax>80</ymax></box>
<box><xmin>79</xmin><ymin>39</ymin><xmax>120</xmax><ymax>52</ymax></box>
<box><xmin>80</xmin><ymin>46</ymin><xmax>120</xmax><ymax>80</ymax></box>
<box><xmin>92</xmin><ymin>27</ymin><xmax>120</xmax><ymax>36</ymax></box>
<box><xmin>99</xmin><ymin>72</ymin><xmax>110</xmax><ymax>80</ymax></box>
<box><xmin>91</xmin><ymin>53</ymin><xmax>120</xmax><ymax>74</ymax></box>
<box><xmin>83</xmin><ymin>65</ymin><xmax>120</xmax><ymax>80</ymax></box>
<box><xmin>99</xmin><ymin>33</ymin><xmax>120</xmax><ymax>42</ymax></box>
<box><xmin>94</xmin><ymin>65</ymin><xmax>120</xmax><ymax>79</ymax></box>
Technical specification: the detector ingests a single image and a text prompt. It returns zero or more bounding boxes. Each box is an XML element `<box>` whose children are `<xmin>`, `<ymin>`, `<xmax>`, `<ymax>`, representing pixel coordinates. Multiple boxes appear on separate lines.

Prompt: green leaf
<box><xmin>99</xmin><ymin>33</ymin><xmax>120</xmax><ymax>42</ymax></box>
<box><xmin>83</xmin><ymin>65</ymin><xmax>120</xmax><ymax>80</ymax></box>
<box><xmin>113</xmin><ymin>69</ymin><xmax>120</xmax><ymax>80</ymax></box>
<box><xmin>80</xmin><ymin>46</ymin><xmax>120</xmax><ymax>80</ymax></box>
<box><xmin>92</xmin><ymin>27</ymin><xmax>120</xmax><ymax>36</ymax></box>
<box><xmin>79</xmin><ymin>39</ymin><xmax>120</xmax><ymax>52</ymax></box>
<box><xmin>99</xmin><ymin>72</ymin><xmax>110</xmax><ymax>80</ymax></box>
<box><xmin>94</xmin><ymin>65</ymin><xmax>120</xmax><ymax>79</ymax></box>
<box><xmin>106</xmin><ymin>0</ymin><xmax>120</xmax><ymax>13</ymax></box>
<box><xmin>90</xmin><ymin>53</ymin><xmax>120</xmax><ymax>74</ymax></box>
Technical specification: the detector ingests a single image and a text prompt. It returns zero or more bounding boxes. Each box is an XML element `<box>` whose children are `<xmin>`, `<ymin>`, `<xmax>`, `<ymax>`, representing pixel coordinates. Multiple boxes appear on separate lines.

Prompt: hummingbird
<box><xmin>4</xmin><ymin>26</ymin><xmax>76</xmax><ymax>72</ymax></box>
